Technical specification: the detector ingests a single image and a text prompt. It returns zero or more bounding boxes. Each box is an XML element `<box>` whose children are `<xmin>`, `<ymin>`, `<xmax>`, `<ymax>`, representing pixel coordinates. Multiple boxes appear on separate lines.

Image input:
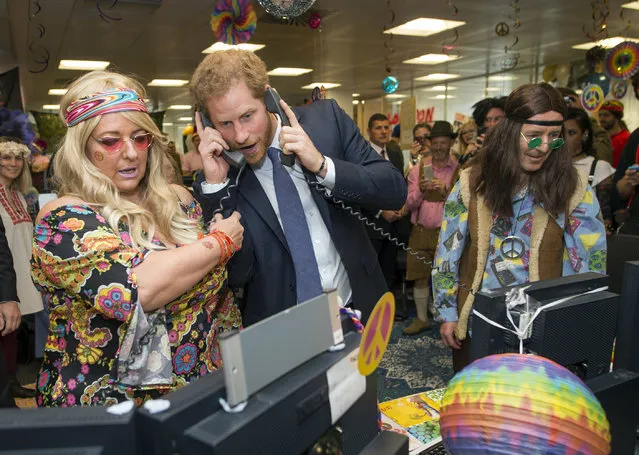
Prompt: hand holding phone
<box><xmin>195</xmin><ymin>111</ymin><xmax>231</xmax><ymax>184</ymax></box>
<box><xmin>278</xmin><ymin>98</ymin><xmax>327</xmax><ymax>176</ymax></box>
<box><xmin>422</xmin><ymin>164</ymin><xmax>435</xmax><ymax>181</ymax></box>
<box><xmin>628</xmin><ymin>164</ymin><xmax>639</xmax><ymax>172</ymax></box>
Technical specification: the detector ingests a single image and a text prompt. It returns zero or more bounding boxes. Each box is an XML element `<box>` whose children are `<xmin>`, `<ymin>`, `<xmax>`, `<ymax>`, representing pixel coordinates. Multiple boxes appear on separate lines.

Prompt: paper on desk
<box><xmin>326</xmin><ymin>347</ymin><xmax>365</xmax><ymax>424</ymax></box>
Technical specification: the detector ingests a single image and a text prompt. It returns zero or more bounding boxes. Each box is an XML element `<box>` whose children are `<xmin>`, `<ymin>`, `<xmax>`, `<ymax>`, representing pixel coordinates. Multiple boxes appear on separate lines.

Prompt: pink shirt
<box><xmin>406</xmin><ymin>156</ymin><xmax>458</xmax><ymax>229</ymax></box>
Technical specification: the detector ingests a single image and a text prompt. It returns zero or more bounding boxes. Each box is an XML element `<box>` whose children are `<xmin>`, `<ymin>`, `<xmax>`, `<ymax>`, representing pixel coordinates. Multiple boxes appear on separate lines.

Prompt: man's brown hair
<box><xmin>190</xmin><ymin>50</ymin><xmax>269</xmax><ymax>109</ymax></box>
<box><xmin>472</xmin><ymin>83</ymin><xmax>578</xmax><ymax>218</ymax></box>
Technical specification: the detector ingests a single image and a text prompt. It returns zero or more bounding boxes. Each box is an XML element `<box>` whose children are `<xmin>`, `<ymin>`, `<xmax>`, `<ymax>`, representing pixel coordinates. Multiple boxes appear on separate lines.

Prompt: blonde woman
<box><xmin>452</xmin><ymin>120</ymin><xmax>478</xmax><ymax>166</ymax></box>
<box><xmin>0</xmin><ymin>137</ymin><xmax>44</xmax><ymax>399</ymax></box>
<box><xmin>31</xmin><ymin>71</ymin><xmax>244</xmax><ymax>407</ymax></box>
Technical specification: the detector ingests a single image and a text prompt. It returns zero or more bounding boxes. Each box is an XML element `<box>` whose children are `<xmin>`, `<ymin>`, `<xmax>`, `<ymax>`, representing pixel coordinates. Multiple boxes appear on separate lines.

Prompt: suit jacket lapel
<box><xmin>238</xmin><ymin>169</ymin><xmax>290</xmax><ymax>253</ymax></box>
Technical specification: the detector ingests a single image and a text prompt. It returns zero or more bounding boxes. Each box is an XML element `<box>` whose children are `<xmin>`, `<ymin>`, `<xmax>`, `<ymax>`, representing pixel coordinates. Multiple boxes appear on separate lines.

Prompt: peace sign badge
<box><xmin>357</xmin><ymin>292</ymin><xmax>395</xmax><ymax>376</ymax></box>
<box><xmin>500</xmin><ymin>235</ymin><xmax>526</xmax><ymax>260</ymax></box>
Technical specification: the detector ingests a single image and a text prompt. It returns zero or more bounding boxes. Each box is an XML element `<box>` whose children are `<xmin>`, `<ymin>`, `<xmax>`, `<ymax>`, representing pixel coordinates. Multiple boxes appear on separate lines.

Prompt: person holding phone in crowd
<box><xmin>405</xmin><ymin>123</ymin><xmax>432</xmax><ymax>177</ymax></box>
<box><xmin>403</xmin><ymin>121</ymin><xmax>459</xmax><ymax>335</ymax></box>
<box><xmin>190</xmin><ymin>50</ymin><xmax>407</xmax><ymax>326</ymax></box>
<box><xmin>453</xmin><ymin>120</ymin><xmax>478</xmax><ymax>166</ymax></box>
<box><xmin>613</xmin><ymin>127</ymin><xmax>639</xmax><ymax>234</ymax></box>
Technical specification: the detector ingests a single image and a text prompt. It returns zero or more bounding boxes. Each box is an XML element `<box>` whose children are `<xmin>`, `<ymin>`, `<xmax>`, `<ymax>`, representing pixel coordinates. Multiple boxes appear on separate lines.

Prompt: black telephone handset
<box><xmin>198</xmin><ymin>87</ymin><xmax>294</xmax><ymax>168</ymax></box>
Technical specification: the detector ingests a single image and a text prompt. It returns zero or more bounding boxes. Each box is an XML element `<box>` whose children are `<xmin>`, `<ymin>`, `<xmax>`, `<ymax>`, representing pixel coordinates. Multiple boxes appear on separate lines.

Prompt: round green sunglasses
<box><xmin>521</xmin><ymin>132</ymin><xmax>564</xmax><ymax>150</ymax></box>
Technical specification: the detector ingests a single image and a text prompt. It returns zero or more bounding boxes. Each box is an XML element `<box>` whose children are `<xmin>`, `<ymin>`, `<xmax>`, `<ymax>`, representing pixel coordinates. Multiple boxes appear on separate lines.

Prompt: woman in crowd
<box><xmin>452</xmin><ymin>120</ymin><xmax>478</xmax><ymax>166</ymax></box>
<box><xmin>0</xmin><ymin>137</ymin><xmax>44</xmax><ymax>398</ymax></box>
<box><xmin>31</xmin><ymin>71</ymin><xmax>243</xmax><ymax>407</ymax></box>
<box><xmin>432</xmin><ymin>83</ymin><xmax>607</xmax><ymax>372</ymax></box>
<box><xmin>405</xmin><ymin>123</ymin><xmax>432</xmax><ymax>177</ymax></box>
<box><xmin>565</xmin><ymin>107</ymin><xmax>615</xmax><ymax>233</ymax></box>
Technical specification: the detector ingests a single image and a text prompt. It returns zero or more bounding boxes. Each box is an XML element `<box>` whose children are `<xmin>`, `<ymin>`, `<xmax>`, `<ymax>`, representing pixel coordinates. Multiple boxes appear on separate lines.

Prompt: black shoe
<box><xmin>394</xmin><ymin>312</ymin><xmax>407</xmax><ymax>321</ymax></box>
<box><xmin>9</xmin><ymin>381</ymin><xmax>35</xmax><ymax>399</ymax></box>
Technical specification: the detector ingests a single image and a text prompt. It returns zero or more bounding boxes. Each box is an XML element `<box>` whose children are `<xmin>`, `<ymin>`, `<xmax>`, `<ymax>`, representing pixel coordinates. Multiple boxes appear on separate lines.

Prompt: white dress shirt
<box><xmin>370</xmin><ymin>142</ymin><xmax>389</xmax><ymax>160</ymax></box>
<box><xmin>202</xmin><ymin>116</ymin><xmax>352</xmax><ymax>306</ymax></box>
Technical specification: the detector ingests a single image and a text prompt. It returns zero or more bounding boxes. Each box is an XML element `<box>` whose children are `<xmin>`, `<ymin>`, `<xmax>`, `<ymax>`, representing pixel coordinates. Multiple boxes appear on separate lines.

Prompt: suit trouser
<box><xmin>0</xmin><ymin>331</ymin><xmax>17</xmax><ymax>376</ymax></box>
<box><xmin>370</xmin><ymin>238</ymin><xmax>397</xmax><ymax>289</ymax></box>
<box><xmin>452</xmin><ymin>338</ymin><xmax>472</xmax><ymax>373</ymax></box>
<box><xmin>0</xmin><ymin>343</ymin><xmax>16</xmax><ymax>408</ymax></box>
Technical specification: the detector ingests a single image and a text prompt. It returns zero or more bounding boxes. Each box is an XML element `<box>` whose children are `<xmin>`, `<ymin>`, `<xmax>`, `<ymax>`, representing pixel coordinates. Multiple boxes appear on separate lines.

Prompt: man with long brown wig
<box><xmin>432</xmin><ymin>83</ymin><xmax>607</xmax><ymax>372</ymax></box>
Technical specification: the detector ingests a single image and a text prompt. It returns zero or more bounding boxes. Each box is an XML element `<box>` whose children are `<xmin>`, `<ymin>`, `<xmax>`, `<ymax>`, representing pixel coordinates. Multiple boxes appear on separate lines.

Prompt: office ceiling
<box><xmin>3</xmin><ymin>0</ymin><xmax>638</xmax><ymax>124</ymax></box>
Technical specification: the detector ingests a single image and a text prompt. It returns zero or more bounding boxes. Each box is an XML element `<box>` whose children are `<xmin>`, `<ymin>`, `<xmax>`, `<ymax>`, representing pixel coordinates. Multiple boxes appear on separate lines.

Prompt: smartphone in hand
<box><xmin>422</xmin><ymin>164</ymin><xmax>435</xmax><ymax>181</ymax></box>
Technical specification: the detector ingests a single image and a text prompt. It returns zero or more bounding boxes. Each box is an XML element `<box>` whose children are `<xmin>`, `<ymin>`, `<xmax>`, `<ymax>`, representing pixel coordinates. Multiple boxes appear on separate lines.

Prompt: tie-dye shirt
<box><xmin>432</xmin><ymin>184</ymin><xmax>607</xmax><ymax>323</ymax></box>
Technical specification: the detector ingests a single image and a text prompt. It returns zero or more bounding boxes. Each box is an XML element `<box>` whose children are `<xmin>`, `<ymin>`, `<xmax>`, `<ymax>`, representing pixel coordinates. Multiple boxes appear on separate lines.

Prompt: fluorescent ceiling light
<box><xmin>162</xmin><ymin>122</ymin><xmax>173</xmax><ymax>126</ymax></box>
<box><xmin>415</xmin><ymin>73</ymin><xmax>460</xmax><ymax>81</ymax></box>
<box><xmin>622</xmin><ymin>1</ymin><xmax>639</xmax><ymax>10</ymax></box>
<box><xmin>178</xmin><ymin>117</ymin><xmax>193</xmax><ymax>121</ymax></box>
<box><xmin>575</xmin><ymin>89</ymin><xmax>583</xmax><ymax>95</ymax></box>
<box><xmin>168</xmin><ymin>105</ymin><xmax>192</xmax><ymax>110</ymax></box>
<box><xmin>301</xmin><ymin>82</ymin><xmax>341</xmax><ymax>89</ymax></box>
<box><xmin>431</xmin><ymin>95</ymin><xmax>456</xmax><ymax>99</ymax></box>
<box><xmin>403</xmin><ymin>54</ymin><xmax>461</xmax><ymax>65</ymax></box>
<box><xmin>267</xmin><ymin>67</ymin><xmax>313</xmax><ymax>76</ymax></box>
<box><xmin>426</xmin><ymin>85</ymin><xmax>457</xmax><ymax>91</ymax></box>
<box><xmin>485</xmin><ymin>87</ymin><xmax>504</xmax><ymax>92</ymax></box>
<box><xmin>352</xmin><ymin>93</ymin><xmax>360</xmax><ymax>97</ymax></box>
<box><xmin>48</xmin><ymin>89</ymin><xmax>68</xmax><ymax>96</ymax></box>
<box><xmin>42</xmin><ymin>104</ymin><xmax>60</xmax><ymax>110</ymax></box>
<box><xmin>572</xmin><ymin>36</ymin><xmax>639</xmax><ymax>50</ymax></box>
<box><xmin>59</xmin><ymin>60</ymin><xmax>110</xmax><ymax>70</ymax></box>
<box><xmin>384</xmin><ymin>17</ymin><xmax>466</xmax><ymax>37</ymax></box>
<box><xmin>385</xmin><ymin>94</ymin><xmax>407</xmax><ymax>99</ymax></box>
<box><xmin>202</xmin><ymin>42</ymin><xmax>265</xmax><ymax>53</ymax></box>
<box><xmin>148</xmin><ymin>79</ymin><xmax>188</xmax><ymax>87</ymax></box>
<box><xmin>353</xmin><ymin>100</ymin><xmax>359</xmax><ymax>105</ymax></box>
<box><xmin>488</xmin><ymin>75</ymin><xmax>517</xmax><ymax>81</ymax></box>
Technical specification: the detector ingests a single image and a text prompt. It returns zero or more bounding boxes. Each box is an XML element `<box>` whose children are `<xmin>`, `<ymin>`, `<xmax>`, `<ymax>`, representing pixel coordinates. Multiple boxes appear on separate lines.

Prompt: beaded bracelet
<box><xmin>198</xmin><ymin>231</ymin><xmax>240</xmax><ymax>263</ymax></box>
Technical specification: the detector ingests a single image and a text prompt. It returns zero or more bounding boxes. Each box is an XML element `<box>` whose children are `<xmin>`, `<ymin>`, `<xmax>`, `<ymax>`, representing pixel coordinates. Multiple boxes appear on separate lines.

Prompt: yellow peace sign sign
<box><xmin>358</xmin><ymin>292</ymin><xmax>395</xmax><ymax>376</ymax></box>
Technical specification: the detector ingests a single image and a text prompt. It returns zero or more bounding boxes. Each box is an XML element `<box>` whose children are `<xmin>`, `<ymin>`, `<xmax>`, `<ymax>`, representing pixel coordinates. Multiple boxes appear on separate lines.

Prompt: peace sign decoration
<box><xmin>357</xmin><ymin>292</ymin><xmax>395</xmax><ymax>376</ymax></box>
<box><xmin>500</xmin><ymin>235</ymin><xmax>525</xmax><ymax>260</ymax></box>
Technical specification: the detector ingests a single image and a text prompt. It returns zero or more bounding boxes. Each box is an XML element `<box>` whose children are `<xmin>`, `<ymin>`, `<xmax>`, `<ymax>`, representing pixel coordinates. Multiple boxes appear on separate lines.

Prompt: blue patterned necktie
<box><xmin>267</xmin><ymin>147</ymin><xmax>323</xmax><ymax>302</ymax></box>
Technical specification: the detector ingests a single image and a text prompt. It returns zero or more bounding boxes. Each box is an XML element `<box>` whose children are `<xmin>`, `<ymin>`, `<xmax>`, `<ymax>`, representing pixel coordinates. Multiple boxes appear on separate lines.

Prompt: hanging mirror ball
<box><xmin>382</xmin><ymin>76</ymin><xmax>399</xmax><ymax>94</ymax></box>
<box><xmin>257</xmin><ymin>0</ymin><xmax>316</xmax><ymax>19</ymax></box>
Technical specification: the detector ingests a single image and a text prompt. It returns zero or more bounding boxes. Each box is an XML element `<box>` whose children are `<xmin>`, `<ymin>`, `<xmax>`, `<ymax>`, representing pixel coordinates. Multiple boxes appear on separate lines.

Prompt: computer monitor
<box><xmin>0</xmin><ymin>406</ymin><xmax>137</xmax><ymax>454</ymax></box>
<box><xmin>614</xmin><ymin>261</ymin><xmax>639</xmax><ymax>373</ymax></box>
<box><xmin>470</xmin><ymin>273</ymin><xmax>618</xmax><ymax>380</ymax></box>
<box><xmin>181</xmin><ymin>332</ymin><xmax>378</xmax><ymax>455</ymax></box>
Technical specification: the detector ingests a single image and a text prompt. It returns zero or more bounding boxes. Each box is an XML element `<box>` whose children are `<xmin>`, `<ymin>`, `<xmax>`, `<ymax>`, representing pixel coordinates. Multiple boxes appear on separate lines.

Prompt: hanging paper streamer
<box><xmin>508</xmin><ymin>0</ymin><xmax>521</xmax><ymax>29</ymax></box>
<box><xmin>619</xmin><ymin>8</ymin><xmax>632</xmax><ymax>38</ymax></box>
<box><xmin>582</xmin><ymin>84</ymin><xmax>605</xmax><ymax>113</ymax></box>
<box><xmin>257</xmin><ymin>0</ymin><xmax>316</xmax><ymax>19</ymax></box>
<box><xmin>211</xmin><ymin>0</ymin><xmax>257</xmax><ymax>45</ymax></box>
<box><xmin>439</xmin><ymin>354</ymin><xmax>611</xmax><ymax>455</ymax></box>
<box><xmin>605</xmin><ymin>41</ymin><xmax>639</xmax><ymax>79</ymax></box>
<box><xmin>382</xmin><ymin>76</ymin><xmax>398</xmax><ymax>94</ymax></box>
<box><xmin>28</xmin><ymin>0</ymin><xmax>49</xmax><ymax>74</ymax></box>
<box><xmin>441</xmin><ymin>0</ymin><xmax>459</xmax><ymax>56</ymax></box>
<box><xmin>612</xmin><ymin>79</ymin><xmax>629</xmax><ymax>99</ymax></box>
<box><xmin>308</xmin><ymin>12</ymin><xmax>321</xmax><ymax>30</ymax></box>
<box><xmin>96</xmin><ymin>0</ymin><xmax>121</xmax><ymax>23</ymax></box>
<box><xmin>583</xmin><ymin>0</ymin><xmax>610</xmax><ymax>42</ymax></box>
<box><xmin>382</xmin><ymin>0</ymin><xmax>396</xmax><ymax>74</ymax></box>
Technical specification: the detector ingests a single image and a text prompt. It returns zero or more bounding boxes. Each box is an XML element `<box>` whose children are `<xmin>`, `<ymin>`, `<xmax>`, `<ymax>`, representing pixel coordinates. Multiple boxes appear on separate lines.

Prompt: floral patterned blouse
<box><xmin>31</xmin><ymin>201</ymin><xmax>241</xmax><ymax>407</ymax></box>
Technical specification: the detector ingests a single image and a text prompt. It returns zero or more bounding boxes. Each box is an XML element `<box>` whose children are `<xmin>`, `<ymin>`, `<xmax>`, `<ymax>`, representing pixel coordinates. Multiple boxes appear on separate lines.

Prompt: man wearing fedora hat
<box><xmin>403</xmin><ymin>121</ymin><xmax>459</xmax><ymax>335</ymax></box>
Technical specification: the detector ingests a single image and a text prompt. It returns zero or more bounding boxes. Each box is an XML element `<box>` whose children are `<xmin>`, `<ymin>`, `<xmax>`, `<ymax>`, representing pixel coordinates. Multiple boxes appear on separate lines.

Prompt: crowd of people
<box><xmin>0</xmin><ymin>48</ymin><xmax>636</xmax><ymax>409</ymax></box>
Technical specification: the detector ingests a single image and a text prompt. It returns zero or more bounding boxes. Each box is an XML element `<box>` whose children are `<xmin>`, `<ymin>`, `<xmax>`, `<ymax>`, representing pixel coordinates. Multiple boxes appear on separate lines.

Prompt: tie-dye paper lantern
<box><xmin>439</xmin><ymin>354</ymin><xmax>611</xmax><ymax>454</ymax></box>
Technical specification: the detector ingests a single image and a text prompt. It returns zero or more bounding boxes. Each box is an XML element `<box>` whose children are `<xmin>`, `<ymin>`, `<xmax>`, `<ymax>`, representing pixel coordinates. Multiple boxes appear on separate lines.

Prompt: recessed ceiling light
<box><xmin>488</xmin><ymin>75</ymin><xmax>517</xmax><ymax>81</ymax></box>
<box><xmin>48</xmin><ymin>89</ymin><xmax>68</xmax><ymax>96</ymax></box>
<box><xmin>430</xmin><ymin>95</ymin><xmax>456</xmax><ymax>99</ymax></box>
<box><xmin>385</xmin><ymin>94</ymin><xmax>407</xmax><ymax>99</ymax></box>
<box><xmin>301</xmin><ymin>82</ymin><xmax>341</xmax><ymax>89</ymax></box>
<box><xmin>361</xmin><ymin>100</ymin><xmax>366</xmax><ymax>104</ymax></box>
<box><xmin>178</xmin><ymin>117</ymin><xmax>193</xmax><ymax>121</ymax></box>
<box><xmin>42</xmin><ymin>104</ymin><xmax>60</xmax><ymax>110</ymax></box>
<box><xmin>426</xmin><ymin>85</ymin><xmax>457</xmax><ymax>91</ymax></box>
<box><xmin>403</xmin><ymin>54</ymin><xmax>461</xmax><ymax>65</ymax></box>
<box><xmin>353</xmin><ymin>100</ymin><xmax>360</xmax><ymax>105</ymax></box>
<box><xmin>267</xmin><ymin>67</ymin><xmax>313</xmax><ymax>76</ymax></box>
<box><xmin>162</xmin><ymin>122</ymin><xmax>173</xmax><ymax>126</ymax></box>
<box><xmin>622</xmin><ymin>1</ymin><xmax>639</xmax><ymax>10</ymax></box>
<box><xmin>58</xmin><ymin>60</ymin><xmax>110</xmax><ymax>71</ymax></box>
<box><xmin>384</xmin><ymin>17</ymin><xmax>466</xmax><ymax>37</ymax></box>
<box><xmin>202</xmin><ymin>42</ymin><xmax>266</xmax><ymax>53</ymax></box>
<box><xmin>572</xmin><ymin>36</ymin><xmax>639</xmax><ymax>50</ymax></box>
<box><xmin>352</xmin><ymin>93</ymin><xmax>360</xmax><ymax>97</ymax></box>
<box><xmin>168</xmin><ymin>105</ymin><xmax>192</xmax><ymax>110</ymax></box>
<box><xmin>149</xmin><ymin>79</ymin><xmax>188</xmax><ymax>87</ymax></box>
<box><xmin>415</xmin><ymin>73</ymin><xmax>460</xmax><ymax>81</ymax></box>
<box><xmin>575</xmin><ymin>89</ymin><xmax>583</xmax><ymax>95</ymax></box>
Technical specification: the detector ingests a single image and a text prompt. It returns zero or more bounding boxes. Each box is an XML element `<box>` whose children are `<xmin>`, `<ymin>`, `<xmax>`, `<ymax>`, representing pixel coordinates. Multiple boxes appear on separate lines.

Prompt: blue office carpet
<box><xmin>376</xmin><ymin>318</ymin><xmax>455</xmax><ymax>402</ymax></box>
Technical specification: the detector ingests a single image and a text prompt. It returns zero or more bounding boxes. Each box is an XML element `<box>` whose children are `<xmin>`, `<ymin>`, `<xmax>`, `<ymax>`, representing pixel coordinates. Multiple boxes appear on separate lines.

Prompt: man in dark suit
<box><xmin>0</xmin><ymin>217</ymin><xmax>20</xmax><ymax>407</ymax></box>
<box><xmin>365</xmin><ymin>113</ymin><xmax>406</xmax><ymax>290</ymax></box>
<box><xmin>190</xmin><ymin>50</ymin><xmax>407</xmax><ymax>326</ymax></box>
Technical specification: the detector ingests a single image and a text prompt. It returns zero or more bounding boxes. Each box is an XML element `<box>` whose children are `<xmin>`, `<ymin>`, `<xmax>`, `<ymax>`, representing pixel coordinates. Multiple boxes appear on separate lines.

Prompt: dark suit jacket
<box><xmin>386</xmin><ymin>141</ymin><xmax>405</xmax><ymax>174</ymax></box>
<box><xmin>193</xmin><ymin>99</ymin><xmax>407</xmax><ymax>325</ymax></box>
<box><xmin>0</xmin><ymin>217</ymin><xmax>18</xmax><ymax>303</ymax></box>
